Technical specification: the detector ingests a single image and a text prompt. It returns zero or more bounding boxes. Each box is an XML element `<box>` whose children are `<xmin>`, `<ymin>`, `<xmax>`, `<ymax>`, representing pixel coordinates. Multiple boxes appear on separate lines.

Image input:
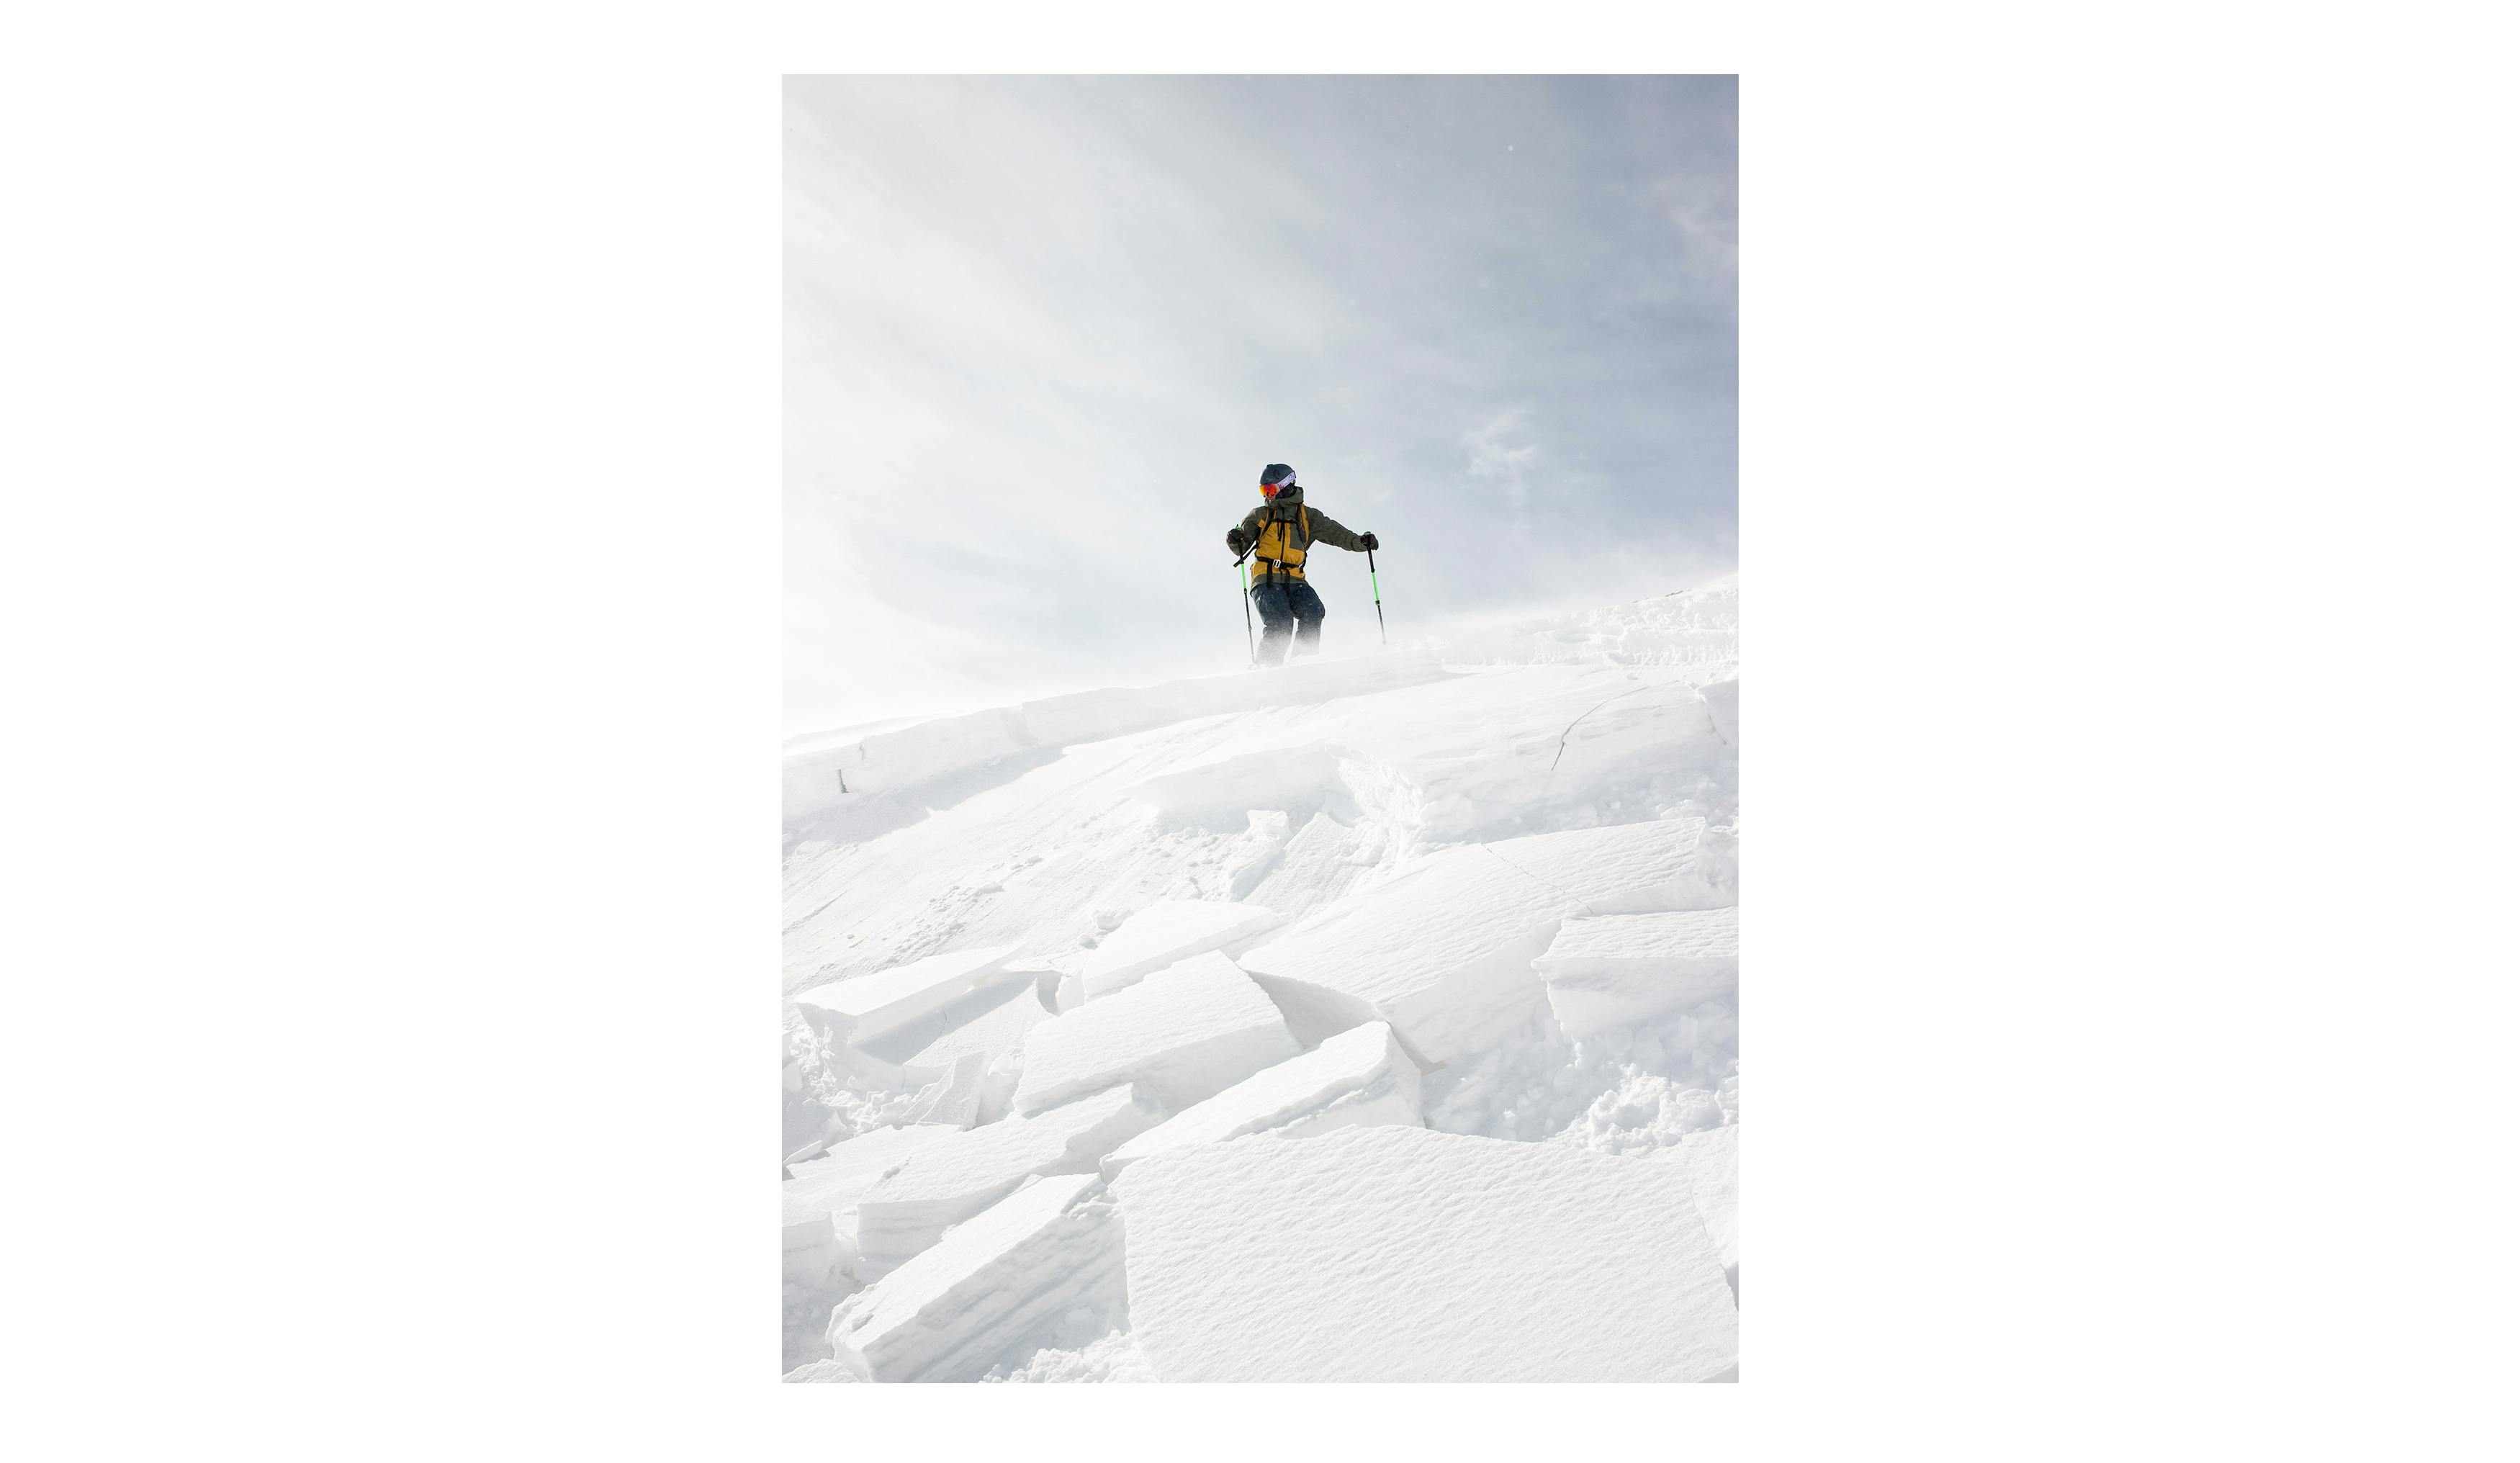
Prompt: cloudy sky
<box><xmin>785</xmin><ymin>76</ymin><xmax>1735</xmax><ymax>735</ymax></box>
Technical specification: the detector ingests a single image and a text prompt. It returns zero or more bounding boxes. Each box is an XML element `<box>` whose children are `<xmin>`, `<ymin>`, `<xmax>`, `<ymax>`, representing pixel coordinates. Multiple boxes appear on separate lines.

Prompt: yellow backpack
<box><xmin>1251</xmin><ymin>505</ymin><xmax>1311</xmax><ymax>583</ymax></box>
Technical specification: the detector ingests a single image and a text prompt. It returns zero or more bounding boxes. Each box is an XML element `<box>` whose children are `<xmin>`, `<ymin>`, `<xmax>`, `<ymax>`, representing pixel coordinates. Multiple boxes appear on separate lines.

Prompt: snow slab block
<box><xmin>1115</xmin><ymin>1124</ymin><xmax>1735</xmax><ymax>1382</ymax></box>
<box><xmin>1010</xmin><ymin>950</ymin><xmax>1300</xmax><ymax>1115</ymax></box>
<box><xmin>859</xmin><ymin>977</ymin><xmax>1052</xmax><ymax>1073</ymax></box>
<box><xmin>853</xmin><ymin>1085</ymin><xmax>1159</xmax><ymax>1279</ymax></box>
<box><xmin>1239</xmin><ymin>817</ymin><xmax>1720</xmax><ymax>1065</ymax></box>
<box><xmin>792</xmin><ymin>943</ymin><xmax>1024</xmax><ymax>1049</ymax></box>
<box><xmin>1102</xmin><ymin>1021</ymin><xmax>1421</xmax><ymax>1176</ymax></box>
<box><xmin>780</xmin><ymin>1359</ymin><xmax>862</xmax><ymax>1382</ymax></box>
<box><xmin>1661</xmin><ymin>1122</ymin><xmax>1740</xmax><ymax>1289</ymax></box>
<box><xmin>904</xmin><ymin>1051</ymin><xmax>986</xmax><ymax>1127</ymax></box>
<box><xmin>782</xmin><ymin>1123</ymin><xmax>963</xmax><ymax>1280</ymax></box>
<box><xmin>1697</xmin><ymin>677</ymin><xmax>1739</xmax><ymax>747</ymax></box>
<box><xmin>1534</xmin><ymin>906</ymin><xmax>1740</xmax><ymax>1037</ymax></box>
<box><xmin>1078</xmin><ymin>899</ymin><xmax>1282</xmax><ymax>1001</ymax></box>
<box><xmin>829</xmin><ymin>1171</ymin><xmax>1125</xmax><ymax>1383</ymax></box>
<box><xmin>857</xmin><ymin>978</ymin><xmax>1056</xmax><ymax>1127</ymax></box>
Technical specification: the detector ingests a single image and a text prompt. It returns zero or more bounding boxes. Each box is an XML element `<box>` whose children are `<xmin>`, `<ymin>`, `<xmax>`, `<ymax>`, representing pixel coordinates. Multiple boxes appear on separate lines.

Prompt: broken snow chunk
<box><xmin>1696</xmin><ymin>678</ymin><xmax>1738</xmax><ymax>747</ymax></box>
<box><xmin>857</xmin><ymin>974</ymin><xmax>1053</xmax><ymax>1073</ymax></box>
<box><xmin>1661</xmin><ymin>1122</ymin><xmax>1739</xmax><ymax>1289</ymax></box>
<box><xmin>829</xmin><ymin>1172</ymin><xmax>1126</xmax><ymax>1383</ymax></box>
<box><xmin>793</xmin><ymin>943</ymin><xmax>1025</xmax><ymax>1049</ymax></box>
<box><xmin>870</xmin><ymin>979</ymin><xmax>1052</xmax><ymax>1128</ymax></box>
<box><xmin>1115</xmin><ymin>1125</ymin><xmax>1734</xmax><ymax>1382</ymax></box>
<box><xmin>904</xmin><ymin>1050</ymin><xmax>987</xmax><ymax>1127</ymax></box>
<box><xmin>780</xmin><ymin>1359</ymin><xmax>863</xmax><ymax>1382</ymax></box>
<box><xmin>1534</xmin><ymin>906</ymin><xmax>1739</xmax><ymax>1037</ymax></box>
<box><xmin>781</xmin><ymin>1123</ymin><xmax>963</xmax><ymax>1282</ymax></box>
<box><xmin>1238</xmin><ymin>817</ymin><xmax>1718</xmax><ymax>1065</ymax></box>
<box><xmin>1103</xmin><ymin>1021</ymin><xmax>1421</xmax><ymax>1176</ymax></box>
<box><xmin>1077</xmin><ymin>900</ymin><xmax>1281</xmax><ymax>1001</ymax></box>
<box><xmin>1010</xmin><ymin>951</ymin><xmax>1299</xmax><ymax>1115</ymax></box>
<box><xmin>1240</xmin><ymin>821</ymin><xmax>1714</xmax><ymax>1062</ymax></box>
<box><xmin>852</xmin><ymin>1085</ymin><xmax>1158</xmax><ymax>1279</ymax></box>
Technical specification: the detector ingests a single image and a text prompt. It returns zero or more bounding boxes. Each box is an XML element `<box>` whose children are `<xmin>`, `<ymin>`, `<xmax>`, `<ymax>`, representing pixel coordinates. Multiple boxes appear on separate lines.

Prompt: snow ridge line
<box><xmin>1547</xmin><ymin>684</ymin><xmax>1656</xmax><ymax>773</ymax></box>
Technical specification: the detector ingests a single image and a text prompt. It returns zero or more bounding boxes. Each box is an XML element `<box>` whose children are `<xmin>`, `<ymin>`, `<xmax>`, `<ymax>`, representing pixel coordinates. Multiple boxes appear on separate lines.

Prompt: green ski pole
<box><xmin>1367</xmin><ymin>545</ymin><xmax>1386</xmax><ymax>646</ymax></box>
<box><xmin>1234</xmin><ymin>549</ymin><xmax>1255</xmax><ymax>664</ymax></box>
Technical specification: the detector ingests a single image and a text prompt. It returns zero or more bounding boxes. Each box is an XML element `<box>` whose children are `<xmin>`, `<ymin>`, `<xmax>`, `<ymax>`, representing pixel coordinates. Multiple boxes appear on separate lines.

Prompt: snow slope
<box><xmin>781</xmin><ymin>577</ymin><xmax>1739</xmax><ymax>1379</ymax></box>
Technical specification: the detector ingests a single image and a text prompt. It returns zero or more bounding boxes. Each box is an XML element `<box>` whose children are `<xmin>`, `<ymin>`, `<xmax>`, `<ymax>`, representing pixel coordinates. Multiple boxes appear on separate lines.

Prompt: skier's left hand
<box><xmin>1360</xmin><ymin>532</ymin><xmax>1379</xmax><ymax>552</ymax></box>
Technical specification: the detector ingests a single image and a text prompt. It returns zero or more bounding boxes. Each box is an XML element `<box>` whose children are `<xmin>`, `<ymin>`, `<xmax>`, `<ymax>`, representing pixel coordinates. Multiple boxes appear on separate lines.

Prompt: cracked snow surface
<box><xmin>782</xmin><ymin>579</ymin><xmax>1739</xmax><ymax>1380</ymax></box>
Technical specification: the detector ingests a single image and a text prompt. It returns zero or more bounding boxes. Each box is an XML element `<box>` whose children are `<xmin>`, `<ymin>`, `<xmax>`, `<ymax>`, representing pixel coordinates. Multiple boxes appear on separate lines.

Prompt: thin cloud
<box><xmin>1463</xmin><ymin>407</ymin><xmax>1543</xmax><ymax>508</ymax></box>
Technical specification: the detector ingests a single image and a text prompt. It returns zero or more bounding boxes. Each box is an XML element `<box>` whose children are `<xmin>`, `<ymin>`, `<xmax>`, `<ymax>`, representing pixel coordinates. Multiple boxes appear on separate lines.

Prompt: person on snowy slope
<box><xmin>1225</xmin><ymin>464</ymin><xmax>1379</xmax><ymax>667</ymax></box>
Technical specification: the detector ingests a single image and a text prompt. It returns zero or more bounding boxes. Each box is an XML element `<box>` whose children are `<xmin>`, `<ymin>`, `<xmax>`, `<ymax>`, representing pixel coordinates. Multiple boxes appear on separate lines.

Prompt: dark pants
<box><xmin>1251</xmin><ymin>580</ymin><xmax>1326</xmax><ymax>666</ymax></box>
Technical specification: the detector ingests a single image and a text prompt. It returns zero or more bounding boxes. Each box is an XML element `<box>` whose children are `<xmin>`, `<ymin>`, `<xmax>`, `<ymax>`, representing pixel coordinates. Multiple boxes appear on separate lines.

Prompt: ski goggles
<box><xmin>1260</xmin><ymin>474</ymin><xmax>1297</xmax><ymax>496</ymax></box>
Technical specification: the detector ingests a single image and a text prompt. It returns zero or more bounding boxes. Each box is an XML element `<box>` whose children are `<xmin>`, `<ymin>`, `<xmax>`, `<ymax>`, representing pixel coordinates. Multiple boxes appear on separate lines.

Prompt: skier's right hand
<box><xmin>1226</xmin><ymin>528</ymin><xmax>1251</xmax><ymax>555</ymax></box>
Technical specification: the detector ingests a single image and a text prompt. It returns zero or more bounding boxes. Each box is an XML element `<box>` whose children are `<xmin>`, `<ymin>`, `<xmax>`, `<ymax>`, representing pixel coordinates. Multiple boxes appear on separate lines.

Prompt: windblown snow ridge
<box><xmin>1416</xmin><ymin>575</ymin><xmax>1738</xmax><ymax>673</ymax></box>
<box><xmin>784</xmin><ymin>650</ymin><xmax>1457</xmax><ymax>830</ymax></box>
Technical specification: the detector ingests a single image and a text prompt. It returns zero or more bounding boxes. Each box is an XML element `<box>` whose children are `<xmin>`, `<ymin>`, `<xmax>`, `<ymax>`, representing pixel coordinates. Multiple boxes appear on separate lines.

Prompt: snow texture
<box><xmin>852</xmin><ymin>1085</ymin><xmax>1158</xmax><ymax>1279</ymax></box>
<box><xmin>1115</xmin><ymin>1125</ymin><xmax>1736</xmax><ymax>1381</ymax></box>
<box><xmin>781</xmin><ymin>1122</ymin><xmax>963</xmax><ymax>1282</ymax></box>
<box><xmin>1534</xmin><ymin>906</ymin><xmax>1740</xmax><ymax>1037</ymax></box>
<box><xmin>1661</xmin><ymin>1121</ymin><xmax>1740</xmax><ymax>1289</ymax></box>
<box><xmin>829</xmin><ymin>1172</ymin><xmax>1127</xmax><ymax>1383</ymax></box>
<box><xmin>1010</xmin><ymin>951</ymin><xmax>1299</xmax><ymax>1115</ymax></box>
<box><xmin>1077</xmin><ymin>899</ymin><xmax>1281</xmax><ymax>1001</ymax></box>
<box><xmin>793</xmin><ymin>943</ymin><xmax>1024</xmax><ymax>1048</ymax></box>
<box><xmin>1238</xmin><ymin>817</ymin><xmax>1723</xmax><ymax>1065</ymax></box>
<box><xmin>780</xmin><ymin>1359</ymin><xmax>863</xmax><ymax>1382</ymax></box>
<box><xmin>1102</xmin><ymin>1020</ymin><xmax>1421</xmax><ymax>1176</ymax></box>
<box><xmin>978</xmin><ymin>1328</ymin><xmax>1156</xmax><ymax>1383</ymax></box>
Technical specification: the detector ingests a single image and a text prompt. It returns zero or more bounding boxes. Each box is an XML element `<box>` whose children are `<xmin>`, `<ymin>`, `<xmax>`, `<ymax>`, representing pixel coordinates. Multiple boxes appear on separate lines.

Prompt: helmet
<box><xmin>1259</xmin><ymin>463</ymin><xmax>1297</xmax><ymax>498</ymax></box>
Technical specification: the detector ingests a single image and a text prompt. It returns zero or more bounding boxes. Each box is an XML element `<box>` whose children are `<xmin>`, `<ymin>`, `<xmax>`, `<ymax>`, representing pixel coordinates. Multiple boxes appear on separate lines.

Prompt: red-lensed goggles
<box><xmin>1261</xmin><ymin>477</ymin><xmax>1296</xmax><ymax>497</ymax></box>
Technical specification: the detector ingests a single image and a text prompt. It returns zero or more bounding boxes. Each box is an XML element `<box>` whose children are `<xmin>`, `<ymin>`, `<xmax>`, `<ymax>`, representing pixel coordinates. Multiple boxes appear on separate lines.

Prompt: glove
<box><xmin>1360</xmin><ymin>532</ymin><xmax>1379</xmax><ymax>552</ymax></box>
<box><xmin>1226</xmin><ymin>528</ymin><xmax>1250</xmax><ymax>555</ymax></box>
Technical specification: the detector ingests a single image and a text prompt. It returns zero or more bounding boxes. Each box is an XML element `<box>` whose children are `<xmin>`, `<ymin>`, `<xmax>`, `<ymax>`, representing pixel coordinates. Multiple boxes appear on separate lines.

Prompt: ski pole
<box><xmin>1367</xmin><ymin>545</ymin><xmax>1387</xmax><ymax>646</ymax></box>
<box><xmin>1234</xmin><ymin>549</ymin><xmax>1255</xmax><ymax>663</ymax></box>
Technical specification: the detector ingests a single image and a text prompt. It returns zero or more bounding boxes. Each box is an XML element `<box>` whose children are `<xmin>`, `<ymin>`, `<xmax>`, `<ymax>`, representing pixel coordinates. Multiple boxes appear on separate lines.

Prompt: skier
<box><xmin>1225</xmin><ymin>463</ymin><xmax>1379</xmax><ymax>667</ymax></box>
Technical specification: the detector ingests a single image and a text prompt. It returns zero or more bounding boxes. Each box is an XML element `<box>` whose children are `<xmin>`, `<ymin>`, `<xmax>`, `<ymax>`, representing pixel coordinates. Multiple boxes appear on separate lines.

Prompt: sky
<box><xmin>785</xmin><ymin>76</ymin><xmax>1736</xmax><ymax>736</ymax></box>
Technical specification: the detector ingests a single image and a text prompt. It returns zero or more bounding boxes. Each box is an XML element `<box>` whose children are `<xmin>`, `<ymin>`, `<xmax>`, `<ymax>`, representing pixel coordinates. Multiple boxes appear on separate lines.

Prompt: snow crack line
<box><xmin>1548</xmin><ymin>684</ymin><xmax>1655</xmax><ymax>772</ymax></box>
